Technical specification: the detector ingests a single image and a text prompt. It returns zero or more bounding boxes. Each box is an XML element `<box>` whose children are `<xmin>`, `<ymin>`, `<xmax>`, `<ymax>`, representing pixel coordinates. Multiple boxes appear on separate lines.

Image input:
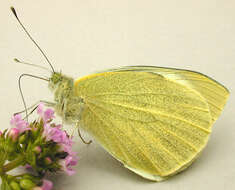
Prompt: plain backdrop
<box><xmin>0</xmin><ymin>1</ymin><xmax>235</xmax><ymax>190</ymax></box>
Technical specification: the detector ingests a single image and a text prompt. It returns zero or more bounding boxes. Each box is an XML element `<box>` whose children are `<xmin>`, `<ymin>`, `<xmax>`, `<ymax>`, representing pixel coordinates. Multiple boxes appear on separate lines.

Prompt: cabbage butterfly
<box><xmin>11</xmin><ymin>7</ymin><xmax>229</xmax><ymax>181</ymax></box>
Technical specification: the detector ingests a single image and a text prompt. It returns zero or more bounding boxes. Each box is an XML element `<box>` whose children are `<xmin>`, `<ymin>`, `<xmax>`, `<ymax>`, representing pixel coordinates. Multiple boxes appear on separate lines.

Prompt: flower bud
<box><xmin>9</xmin><ymin>181</ymin><xmax>21</xmax><ymax>190</ymax></box>
<box><xmin>44</xmin><ymin>157</ymin><xmax>52</xmax><ymax>165</ymax></box>
<box><xmin>33</xmin><ymin>146</ymin><xmax>42</xmax><ymax>154</ymax></box>
<box><xmin>0</xmin><ymin>131</ymin><xmax>2</xmax><ymax>136</ymax></box>
<box><xmin>19</xmin><ymin>134</ymin><xmax>27</xmax><ymax>143</ymax></box>
<box><xmin>20</xmin><ymin>179</ymin><xmax>36</xmax><ymax>189</ymax></box>
<box><xmin>8</xmin><ymin>128</ymin><xmax>20</xmax><ymax>141</ymax></box>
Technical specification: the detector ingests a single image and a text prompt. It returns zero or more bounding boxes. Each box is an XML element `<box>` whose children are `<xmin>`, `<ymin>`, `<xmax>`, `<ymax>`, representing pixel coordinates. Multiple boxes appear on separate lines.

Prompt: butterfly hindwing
<box><xmin>74</xmin><ymin>71</ymin><xmax>214</xmax><ymax>181</ymax></box>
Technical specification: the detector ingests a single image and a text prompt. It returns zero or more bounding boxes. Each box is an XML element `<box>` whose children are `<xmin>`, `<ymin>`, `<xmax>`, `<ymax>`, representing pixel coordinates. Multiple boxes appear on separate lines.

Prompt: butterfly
<box><xmin>11</xmin><ymin>7</ymin><xmax>229</xmax><ymax>181</ymax></box>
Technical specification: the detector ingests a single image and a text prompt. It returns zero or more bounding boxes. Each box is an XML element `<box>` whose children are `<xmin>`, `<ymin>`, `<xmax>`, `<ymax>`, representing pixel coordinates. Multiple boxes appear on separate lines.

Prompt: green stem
<box><xmin>1</xmin><ymin>156</ymin><xmax>25</xmax><ymax>174</ymax></box>
<box><xmin>0</xmin><ymin>167</ymin><xmax>3</xmax><ymax>176</ymax></box>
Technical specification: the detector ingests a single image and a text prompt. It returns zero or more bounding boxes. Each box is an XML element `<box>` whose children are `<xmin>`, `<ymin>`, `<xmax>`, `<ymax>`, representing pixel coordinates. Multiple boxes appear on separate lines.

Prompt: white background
<box><xmin>0</xmin><ymin>1</ymin><xmax>235</xmax><ymax>190</ymax></box>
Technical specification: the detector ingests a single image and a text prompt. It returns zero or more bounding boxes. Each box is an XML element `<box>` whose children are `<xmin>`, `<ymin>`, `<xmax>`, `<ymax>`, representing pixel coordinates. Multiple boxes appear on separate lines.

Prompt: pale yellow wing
<box><xmin>74</xmin><ymin>71</ymin><xmax>217</xmax><ymax>181</ymax></box>
<box><xmin>102</xmin><ymin>66</ymin><xmax>230</xmax><ymax>123</ymax></box>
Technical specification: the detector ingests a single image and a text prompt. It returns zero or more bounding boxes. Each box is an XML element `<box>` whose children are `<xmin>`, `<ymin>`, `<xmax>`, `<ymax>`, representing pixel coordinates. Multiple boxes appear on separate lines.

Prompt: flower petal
<box><xmin>37</xmin><ymin>103</ymin><xmax>44</xmax><ymax>116</ymax></box>
<box><xmin>10</xmin><ymin>114</ymin><xmax>30</xmax><ymax>133</ymax></box>
<box><xmin>44</xmin><ymin>109</ymin><xmax>54</xmax><ymax>122</ymax></box>
<box><xmin>8</xmin><ymin>128</ymin><xmax>20</xmax><ymax>141</ymax></box>
<box><xmin>41</xmin><ymin>179</ymin><xmax>53</xmax><ymax>190</ymax></box>
<box><xmin>59</xmin><ymin>155</ymin><xmax>77</xmax><ymax>176</ymax></box>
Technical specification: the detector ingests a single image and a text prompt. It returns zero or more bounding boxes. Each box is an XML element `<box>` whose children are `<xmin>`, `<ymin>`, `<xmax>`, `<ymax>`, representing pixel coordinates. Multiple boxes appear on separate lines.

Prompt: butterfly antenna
<box><xmin>18</xmin><ymin>74</ymin><xmax>49</xmax><ymax>122</ymax></box>
<box><xmin>14</xmin><ymin>58</ymin><xmax>51</xmax><ymax>72</ymax></box>
<box><xmin>11</xmin><ymin>7</ymin><xmax>55</xmax><ymax>73</ymax></box>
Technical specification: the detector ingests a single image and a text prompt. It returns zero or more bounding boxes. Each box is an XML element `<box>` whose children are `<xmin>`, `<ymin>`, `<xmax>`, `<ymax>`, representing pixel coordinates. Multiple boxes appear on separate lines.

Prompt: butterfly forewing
<box><xmin>104</xmin><ymin>66</ymin><xmax>230</xmax><ymax>123</ymax></box>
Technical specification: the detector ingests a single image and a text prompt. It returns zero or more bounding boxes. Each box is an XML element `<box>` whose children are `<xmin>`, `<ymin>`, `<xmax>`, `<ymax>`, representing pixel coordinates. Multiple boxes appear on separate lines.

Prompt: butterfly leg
<box><xmin>76</xmin><ymin>123</ymin><xmax>92</xmax><ymax>145</ymax></box>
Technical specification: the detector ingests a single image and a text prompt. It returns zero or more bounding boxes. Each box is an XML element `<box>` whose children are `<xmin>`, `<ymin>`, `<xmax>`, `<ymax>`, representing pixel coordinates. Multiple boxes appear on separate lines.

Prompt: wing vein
<box><xmin>86</xmin><ymin>100</ymin><xmax>203</xmax><ymax>154</ymax></box>
<box><xmin>86</xmin><ymin>98</ymin><xmax>211</xmax><ymax>133</ymax></box>
<box><xmin>88</xmin><ymin>93</ymin><xmax>208</xmax><ymax>112</ymax></box>
<box><xmin>150</xmin><ymin>120</ymin><xmax>199</xmax><ymax>152</ymax></box>
<box><xmin>127</xmin><ymin>119</ymin><xmax>182</xmax><ymax>165</ymax></box>
<box><xmin>85</xmin><ymin>104</ymin><xmax>162</xmax><ymax>174</ymax></box>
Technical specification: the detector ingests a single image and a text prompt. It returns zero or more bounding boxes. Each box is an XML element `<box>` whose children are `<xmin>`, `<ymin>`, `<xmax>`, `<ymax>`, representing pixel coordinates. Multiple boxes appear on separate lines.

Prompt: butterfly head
<box><xmin>49</xmin><ymin>72</ymin><xmax>73</xmax><ymax>92</ymax></box>
<box><xmin>49</xmin><ymin>72</ymin><xmax>63</xmax><ymax>89</ymax></box>
<box><xmin>49</xmin><ymin>71</ymin><xmax>74</xmax><ymax>102</ymax></box>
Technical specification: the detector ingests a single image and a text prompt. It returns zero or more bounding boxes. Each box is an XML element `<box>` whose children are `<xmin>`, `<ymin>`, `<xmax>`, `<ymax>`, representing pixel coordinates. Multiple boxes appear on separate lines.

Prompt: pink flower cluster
<box><xmin>37</xmin><ymin>103</ymin><xmax>78</xmax><ymax>176</ymax></box>
<box><xmin>9</xmin><ymin>114</ymin><xmax>31</xmax><ymax>140</ymax></box>
<box><xmin>8</xmin><ymin>103</ymin><xmax>78</xmax><ymax>189</ymax></box>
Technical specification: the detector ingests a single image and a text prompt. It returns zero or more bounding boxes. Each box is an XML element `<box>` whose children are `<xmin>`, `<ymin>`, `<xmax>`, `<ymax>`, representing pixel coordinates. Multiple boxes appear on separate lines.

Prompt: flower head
<box><xmin>37</xmin><ymin>103</ymin><xmax>54</xmax><ymax>123</ymax></box>
<box><xmin>59</xmin><ymin>155</ymin><xmax>78</xmax><ymax>176</ymax></box>
<box><xmin>42</xmin><ymin>124</ymin><xmax>63</xmax><ymax>142</ymax></box>
<box><xmin>41</xmin><ymin>179</ymin><xmax>53</xmax><ymax>190</ymax></box>
<box><xmin>10</xmin><ymin>114</ymin><xmax>30</xmax><ymax>133</ymax></box>
<box><xmin>8</xmin><ymin>128</ymin><xmax>20</xmax><ymax>141</ymax></box>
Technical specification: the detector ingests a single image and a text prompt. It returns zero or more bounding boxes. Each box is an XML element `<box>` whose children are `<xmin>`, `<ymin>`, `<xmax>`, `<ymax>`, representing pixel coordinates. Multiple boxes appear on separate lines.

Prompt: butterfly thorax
<box><xmin>49</xmin><ymin>72</ymin><xmax>84</xmax><ymax>124</ymax></box>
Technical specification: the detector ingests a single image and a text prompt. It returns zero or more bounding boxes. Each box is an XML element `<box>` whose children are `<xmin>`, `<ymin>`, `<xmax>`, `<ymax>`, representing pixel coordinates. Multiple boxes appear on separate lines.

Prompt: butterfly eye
<box><xmin>50</xmin><ymin>72</ymin><xmax>62</xmax><ymax>85</ymax></box>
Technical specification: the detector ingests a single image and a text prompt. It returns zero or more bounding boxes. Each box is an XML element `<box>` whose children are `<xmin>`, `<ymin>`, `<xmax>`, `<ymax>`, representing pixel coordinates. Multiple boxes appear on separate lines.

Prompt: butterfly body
<box><xmin>48</xmin><ymin>66</ymin><xmax>229</xmax><ymax>181</ymax></box>
<box><xmin>49</xmin><ymin>72</ymin><xmax>84</xmax><ymax>124</ymax></box>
